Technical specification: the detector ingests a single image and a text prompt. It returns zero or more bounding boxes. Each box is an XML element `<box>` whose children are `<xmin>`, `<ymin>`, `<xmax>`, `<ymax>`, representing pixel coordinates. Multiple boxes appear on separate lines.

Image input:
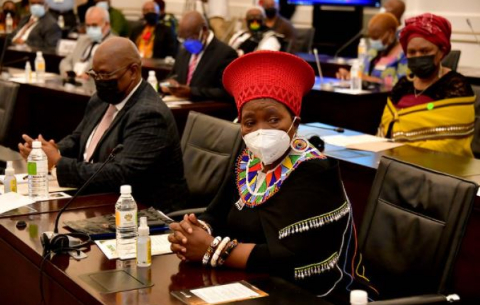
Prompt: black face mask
<box><xmin>264</xmin><ymin>8</ymin><xmax>277</xmax><ymax>19</ymax></box>
<box><xmin>144</xmin><ymin>12</ymin><xmax>159</xmax><ymax>26</ymax></box>
<box><xmin>94</xmin><ymin>79</ymin><xmax>126</xmax><ymax>105</ymax></box>
<box><xmin>408</xmin><ymin>55</ymin><xmax>438</xmax><ymax>79</ymax></box>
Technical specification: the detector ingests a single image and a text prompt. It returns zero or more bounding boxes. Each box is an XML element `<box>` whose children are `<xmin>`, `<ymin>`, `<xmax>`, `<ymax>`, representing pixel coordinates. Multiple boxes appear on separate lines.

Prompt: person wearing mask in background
<box><xmin>336</xmin><ymin>13</ymin><xmax>407</xmax><ymax>88</ymax></box>
<box><xmin>261</xmin><ymin>0</ymin><xmax>296</xmax><ymax>46</ymax></box>
<box><xmin>155</xmin><ymin>0</ymin><xmax>178</xmax><ymax>35</ymax></box>
<box><xmin>59</xmin><ymin>6</ymin><xmax>113</xmax><ymax>79</ymax></box>
<box><xmin>15</xmin><ymin>0</ymin><xmax>31</xmax><ymax>19</ymax></box>
<box><xmin>0</xmin><ymin>1</ymin><xmax>20</xmax><ymax>32</ymax></box>
<box><xmin>130</xmin><ymin>1</ymin><xmax>176</xmax><ymax>59</ymax></box>
<box><xmin>94</xmin><ymin>0</ymin><xmax>129</xmax><ymax>37</ymax></box>
<box><xmin>229</xmin><ymin>6</ymin><xmax>283</xmax><ymax>56</ymax></box>
<box><xmin>45</xmin><ymin>0</ymin><xmax>77</xmax><ymax>30</ymax></box>
<box><xmin>161</xmin><ymin>11</ymin><xmax>237</xmax><ymax>101</ymax></box>
<box><xmin>19</xmin><ymin>37</ymin><xmax>189</xmax><ymax>212</ymax></box>
<box><xmin>11</xmin><ymin>0</ymin><xmax>61</xmax><ymax>51</ymax></box>
<box><xmin>380</xmin><ymin>0</ymin><xmax>405</xmax><ymax>25</ymax></box>
<box><xmin>379</xmin><ymin>13</ymin><xmax>475</xmax><ymax>157</ymax></box>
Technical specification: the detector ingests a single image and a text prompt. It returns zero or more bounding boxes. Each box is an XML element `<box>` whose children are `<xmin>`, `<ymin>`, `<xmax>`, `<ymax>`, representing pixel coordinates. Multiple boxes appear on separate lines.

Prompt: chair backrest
<box><xmin>470</xmin><ymin>85</ymin><xmax>480</xmax><ymax>158</ymax></box>
<box><xmin>358</xmin><ymin>156</ymin><xmax>478</xmax><ymax>299</ymax></box>
<box><xmin>290</xmin><ymin>27</ymin><xmax>315</xmax><ymax>54</ymax></box>
<box><xmin>442</xmin><ymin>50</ymin><xmax>461</xmax><ymax>71</ymax></box>
<box><xmin>0</xmin><ymin>80</ymin><xmax>19</xmax><ymax>144</ymax></box>
<box><xmin>180</xmin><ymin>111</ymin><xmax>243</xmax><ymax>209</ymax></box>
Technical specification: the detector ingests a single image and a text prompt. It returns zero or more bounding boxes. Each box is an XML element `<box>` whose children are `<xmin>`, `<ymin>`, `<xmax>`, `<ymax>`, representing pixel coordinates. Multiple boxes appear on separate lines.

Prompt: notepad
<box><xmin>95</xmin><ymin>234</ymin><xmax>172</xmax><ymax>260</ymax></box>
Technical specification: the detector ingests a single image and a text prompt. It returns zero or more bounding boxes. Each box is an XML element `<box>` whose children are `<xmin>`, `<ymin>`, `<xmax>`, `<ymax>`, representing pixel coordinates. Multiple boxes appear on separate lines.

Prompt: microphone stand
<box><xmin>41</xmin><ymin>144</ymin><xmax>123</xmax><ymax>255</ymax></box>
<box><xmin>334</xmin><ymin>28</ymin><xmax>364</xmax><ymax>61</ymax></box>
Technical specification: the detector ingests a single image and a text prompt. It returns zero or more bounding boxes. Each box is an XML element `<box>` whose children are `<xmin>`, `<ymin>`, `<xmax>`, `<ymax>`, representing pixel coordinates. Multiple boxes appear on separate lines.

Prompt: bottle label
<box><xmin>9</xmin><ymin>179</ymin><xmax>17</xmax><ymax>193</ymax></box>
<box><xmin>137</xmin><ymin>238</ymin><xmax>152</xmax><ymax>266</ymax></box>
<box><xmin>27</xmin><ymin>162</ymin><xmax>37</xmax><ymax>175</ymax></box>
<box><xmin>116</xmin><ymin>210</ymin><xmax>137</xmax><ymax>228</ymax></box>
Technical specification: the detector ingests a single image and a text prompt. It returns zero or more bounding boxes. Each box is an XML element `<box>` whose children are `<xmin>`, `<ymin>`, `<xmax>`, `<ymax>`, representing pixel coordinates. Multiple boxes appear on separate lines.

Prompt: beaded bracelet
<box><xmin>210</xmin><ymin>237</ymin><xmax>230</xmax><ymax>267</ymax></box>
<box><xmin>197</xmin><ymin>219</ymin><xmax>213</xmax><ymax>235</ymax></box>
<box><xmin>217</xmin><ymin>239</ymin><xmax>238</xmax><ymax>267</ymax></box>
<box><xmin>202</xmin><ymin>236</ymin><xmax>221</xmax><ymax>266</ymax></box>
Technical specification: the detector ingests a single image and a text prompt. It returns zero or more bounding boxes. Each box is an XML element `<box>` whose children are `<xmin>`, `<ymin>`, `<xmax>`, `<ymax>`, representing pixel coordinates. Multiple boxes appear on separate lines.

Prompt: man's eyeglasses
<box><xmin>87</xmin><ymin>64</ymin><xmax>131</xmax><ymax>81</ymax></box>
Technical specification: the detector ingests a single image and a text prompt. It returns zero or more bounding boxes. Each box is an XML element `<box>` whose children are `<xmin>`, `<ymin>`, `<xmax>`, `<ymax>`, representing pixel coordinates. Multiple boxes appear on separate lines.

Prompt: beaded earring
<box><xmin>291</xmin><ymin>136</ymin><xmax>309</xmax><ymax>152</ymax></box>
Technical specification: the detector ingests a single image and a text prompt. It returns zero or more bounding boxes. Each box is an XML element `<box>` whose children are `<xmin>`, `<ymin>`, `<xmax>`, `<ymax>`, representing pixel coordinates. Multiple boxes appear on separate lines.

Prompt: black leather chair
<box><xmin>442</xmin><ymin>50</ymin><xmax>461</xmax><ymax>71</ymax></box>
<box><xmin>0</xmin><ymin>80</ymin><xmax>19</xmax><ymax>145</ymax></box>
<box><xmin>359</xmin><ymin>156</ymin><xmax>477</xmax><ymax>303</ymax></box>
<box><xmin>168</xmin><ymin>111</ymin><xmax>243</xmax><ymax>218</ymax></box>
<box><xmin>291</xmin><ymin>27</ymin><xmax>315</xmax><ymax>54</ymax></box>
<box><xmin>470</xmin><ymin>85</ymin><xmax>480</xmax><ymax>158</ymax></box>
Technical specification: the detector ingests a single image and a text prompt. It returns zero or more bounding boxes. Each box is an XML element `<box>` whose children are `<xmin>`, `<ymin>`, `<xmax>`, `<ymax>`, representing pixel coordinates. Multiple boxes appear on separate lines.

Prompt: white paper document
<box><xmin>323</xmin><ymin>134</ymin><xmax>389</xmax><ymax>147</ymax></box>
<box><xmin>95</xmin><ymin>234</ymin><xmax>172</xmax><ymax>260</ymax></box>
<box><xmin>191</xmin><ymin>283</ymin><xmax>260</xmax><ymax>304</ymax></box>
<box><xmin>0</xmin><ymin>192</ymin><xmax>35</xmax><ymax>215</ymax></box>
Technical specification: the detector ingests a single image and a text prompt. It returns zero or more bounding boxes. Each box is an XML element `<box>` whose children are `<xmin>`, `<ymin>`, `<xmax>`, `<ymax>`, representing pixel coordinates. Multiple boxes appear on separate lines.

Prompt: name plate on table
<box><xmin>57</xmin><ymin>39</ymin><xmax>77</xmax><ymax>56</ymax></box>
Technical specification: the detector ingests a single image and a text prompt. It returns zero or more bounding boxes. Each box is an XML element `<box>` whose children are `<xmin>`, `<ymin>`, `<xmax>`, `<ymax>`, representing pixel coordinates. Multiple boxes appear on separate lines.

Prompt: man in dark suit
<box><xmin>18</xmin><ymin>37</ymin><xmax>188</xmax><ymax>212</ymax></box>
<box><xmin>11</xmin><ymin>0</ymin><xmax>61</xmax><ymax>51</ymax></box>
<box><xmin>161</xmin><ymin>11</ymin><xmax>238</xmax><ymax>102</ymax></box>
<box><xmin>129</xmin><ymin>1</ymin><xmax>177</xmax><ymax>59</ymax></box>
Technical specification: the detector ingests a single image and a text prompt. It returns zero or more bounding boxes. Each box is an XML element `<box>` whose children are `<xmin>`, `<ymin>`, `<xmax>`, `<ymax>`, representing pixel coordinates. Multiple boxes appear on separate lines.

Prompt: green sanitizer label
<box><xmin>27</xmin><ymin>162</ymin><xmax>37</xmax><ymax>175</ymax></box>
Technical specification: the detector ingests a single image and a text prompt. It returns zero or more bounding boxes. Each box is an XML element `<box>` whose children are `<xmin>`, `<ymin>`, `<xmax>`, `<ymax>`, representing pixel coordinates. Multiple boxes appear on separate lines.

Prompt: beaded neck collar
<box><xmin>235</xmin><ymin>144</ymin><xmax>325</xmax><ymax>209</ymax></box>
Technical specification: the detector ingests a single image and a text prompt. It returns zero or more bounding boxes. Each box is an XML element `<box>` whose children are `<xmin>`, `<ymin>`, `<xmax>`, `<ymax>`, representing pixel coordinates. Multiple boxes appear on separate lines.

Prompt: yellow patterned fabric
<box><xmin>381</xmin><ymin>95</ymin><xmax>476</xmax><ymax>157</ymax></box>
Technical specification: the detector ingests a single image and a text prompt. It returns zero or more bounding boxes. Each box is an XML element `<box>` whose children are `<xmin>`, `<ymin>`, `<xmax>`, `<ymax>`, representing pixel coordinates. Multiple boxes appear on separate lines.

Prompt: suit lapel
<box><xmin>177</xmin><ymin>50</ymin><xmax>191</xmax><ymax>84</ymax></box>
<box><xmin>189</xmin><ymin>38</ymin><xmax>217</xmax><ymax>85</ymax></box>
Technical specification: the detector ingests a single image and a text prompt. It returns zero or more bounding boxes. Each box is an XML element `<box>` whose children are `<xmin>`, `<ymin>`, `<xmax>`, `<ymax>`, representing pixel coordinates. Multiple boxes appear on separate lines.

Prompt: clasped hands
<box><xmin>18</xmin><ymin>134</ymin><xmax>61</xmax><ymax>170</ymax></box>
<box><xmin>168</xmin><ymin>214</ymin><xmax>214</xmax><ymax>262</ymax></box>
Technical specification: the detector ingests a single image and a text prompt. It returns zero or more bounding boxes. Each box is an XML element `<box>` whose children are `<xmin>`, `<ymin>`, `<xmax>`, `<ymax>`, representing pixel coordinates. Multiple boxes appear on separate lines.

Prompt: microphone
<box><xmin>466</xmin><ymin>18</ymin><xmax>480</xmax><ymax>47</ymax></box>
<box><xmin>334</xmin><ymin>28</ymin><xmax>365</xmax><ymax>60</ymax></box>
<box><xmin>2</xmin><ymin>56</ymin><xmax>30</xmax><ymax>67</ymax></box>
<box><xmin>41</xmin><ymin>144</ymin><xmax>124</xmax><ymax>255</ymax></box>
<box><xmin>305</xmin><ymin>123</ymin><xmax>345</xmax><ymax>133</ymax></box>
<box><xmin>313</xmin><ymin>48</ymin><xmax>324</xmax><ymax>82</ymax></box>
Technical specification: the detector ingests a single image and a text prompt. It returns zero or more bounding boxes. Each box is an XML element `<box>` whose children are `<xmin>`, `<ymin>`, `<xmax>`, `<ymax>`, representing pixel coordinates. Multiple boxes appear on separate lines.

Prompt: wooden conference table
<box><xmin>0</xmin><ymin>194</ymin><xmax>333</xmax><ymax>305</ymax></box>
<box><xmin>298</xmin><ymin>123</ymin><xmax>480</xmax><ymax>304</ymax></box>
<box><xmin>2</xmin><ymin>69</ymin><xmax>236</xmax><ymax>151</ymax></box>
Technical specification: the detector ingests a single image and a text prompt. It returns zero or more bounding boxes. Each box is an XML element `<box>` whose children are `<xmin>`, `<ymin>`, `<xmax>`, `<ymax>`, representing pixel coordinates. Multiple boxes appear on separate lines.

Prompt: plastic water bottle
<box><xmin>25</xmin><ymin>61</ymin><xmax>32</xmax><ymax>83</ymax></box>
<box><xmin>147</xmin><ymin>71</ymin><xmax>158</xmax><ymax>91</ymax></box>
<box><xmin>350</xmin><ymin>59</ymin><xmax>362</xmax><ymax>91</ymax></box>
<box><xmin>4</xmin><ymin>161</ymin><xmax>17</xmax><ymax>193</ymax></box>
<box><xmin>58</xmin><ymin>15</ymin><xmax>65</xmax><ymax>29</ymax></box>
<box><xmin>28</xmin><ymin>140</ymin><xmax>49</xmax><ymax>201</ymax></box>
<box><xmin>350</xmin><ymin>290</ymin><xmax>368</xmax><ymax>305</ymax></box>
<box><xmin>5</xmin><ymin>13</ymin><xmax>13</xmax><ymax>34</ymax></box>
<box><xmin>357</xmin><ymin>37</ymin><xmax>367</xmax><ymax>66</ymax></box>
<box><xmin>35</xmin><ymin>51</ymin><xmax>45</xmax><ymax>83</ymax></box>
<box><xmin>115</xmin><ymin>185</ymin><xmax>138</xmax><ymax>259</ymax></box>
<box><xmin>136</xmin><ymin>216</ymin><xmax>151</xmax><ymax>267</ymax></box>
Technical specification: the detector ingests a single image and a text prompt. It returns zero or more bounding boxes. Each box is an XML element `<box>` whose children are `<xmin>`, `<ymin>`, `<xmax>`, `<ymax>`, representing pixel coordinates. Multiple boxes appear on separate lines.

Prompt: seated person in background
<box><xmin>19</xmin><ymin>37</ymin><xmax>188</xmax><ymax>212</ymax></box>
<box><xmin>155</xmin><ymin>0</ymin><xmax>178</xmax><ymax>35</ymax></box>
<box><xmin>0</xmin><ymin>1</ymin><xmax>20</xmax><ymax>31</ymax></box>
<box><xmin>261</xmin><ymin>0</ymin><xmax>296</xmax><ymax>45</ymax></box>
<box><xmin>229</xmin><ymin>6</ymin><xmax>283</xmax><ymax>56</ymax></box>
<box><xmin>169</xmin><ymin>51</ymin><xmax>352</xmax><ymax>296</ymax></box>
<box><xmin>380</xmin><ymin>13</ymin><xmax>475</xmax><ymax>157</ymax></box>
<box><xmin>130</xmin><ymin>1</ymin><xmax>176</xmax><ymax>59</ymax></box>
<box><xmin>337</xmin><ymin>13</ymin><xmax>407</xmax><ymax>88</ymax></box>
<box><xmin>95</xmin><ymin>0</ymin><xmax>129</xmax><ymax>37</ymax></box>
<box><xmin>59</xmin><ymin>6</ymin><xmax>113</xmax><ymax>79</ymax></box>
<box><xmin>10</xmin><ymin>0</ymin><xmax>61</xmax><ymax>51</ymax></box>
<box><xmin>161</xmin><ymin>11</ymin><xmax>237</xmax><ymax>101</ymax></box>
<box><xmin>201</xmin><ymin>0</ymin><xmax>229</xmax><ymax>41</ymax></box>
<box><xmin>45</xmin><ymin>0</ymin><xmax>77</xmax><ymax>30</ymax></box>
<box><xmin>380</xmin><ymin>0</ymin><xmax>405</xmax><ymax>25</ymax></box>
<box><xmin>15</xmin><ymin>0</ymin><xmax>31</xmax><ymax>20</ymax></box>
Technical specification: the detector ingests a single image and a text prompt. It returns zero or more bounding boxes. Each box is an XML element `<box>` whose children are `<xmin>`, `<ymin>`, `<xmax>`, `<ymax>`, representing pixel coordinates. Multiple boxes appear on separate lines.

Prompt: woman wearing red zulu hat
<box><xmin>169</xmin><ymin>51</ymin><xmax>353</xmax><ymax>296</ymax></box>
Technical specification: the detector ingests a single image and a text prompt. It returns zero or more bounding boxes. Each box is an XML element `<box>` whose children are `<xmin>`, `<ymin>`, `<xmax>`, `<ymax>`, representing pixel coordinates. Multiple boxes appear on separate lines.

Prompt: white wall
<box><xmin>112</xmin><ymin>0</ymin><xmax>480</xmax><ymax>68</ymax></box>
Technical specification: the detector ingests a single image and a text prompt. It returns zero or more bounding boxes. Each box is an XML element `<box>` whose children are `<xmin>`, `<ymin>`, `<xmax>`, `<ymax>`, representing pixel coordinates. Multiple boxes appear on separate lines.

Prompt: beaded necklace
<box><xmin>235</xmin><ymin>144</ymin><xmax>325</xmax><ymax>209</ymax></box>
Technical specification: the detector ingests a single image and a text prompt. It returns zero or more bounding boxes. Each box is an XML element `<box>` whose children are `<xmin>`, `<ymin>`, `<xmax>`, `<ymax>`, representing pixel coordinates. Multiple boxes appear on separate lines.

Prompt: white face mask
<box><xmin>243</xmin><ymin>118</ymin><xmax>297</xmax><ymax>165</ymax></box>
